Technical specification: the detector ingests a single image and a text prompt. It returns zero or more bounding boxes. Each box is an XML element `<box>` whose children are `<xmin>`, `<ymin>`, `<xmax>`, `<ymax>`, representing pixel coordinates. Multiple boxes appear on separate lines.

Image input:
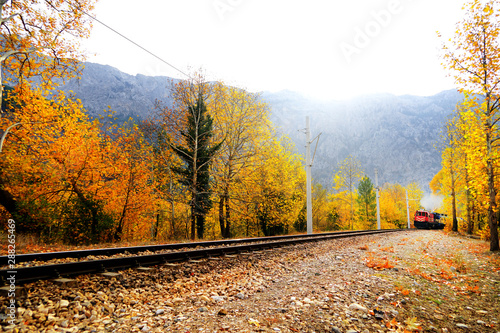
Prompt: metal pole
<box><xmin>0</xmin><ymin>122</ymin><xmax>21</xmax><ymax>153</ymax></box>
<box><xmin>405</xmin><ymin>189</ymin><xmax>411</xmax><ymax>229</ymax></box>
<box><xmin>306</xmin><ymin>117</ymin><xmax>313</xmax><ymax>234</ymax></box>
<box><xmin>375</xmin><ymin>169</ymin><xmax>381</xmax><ymax>230</ymax></box>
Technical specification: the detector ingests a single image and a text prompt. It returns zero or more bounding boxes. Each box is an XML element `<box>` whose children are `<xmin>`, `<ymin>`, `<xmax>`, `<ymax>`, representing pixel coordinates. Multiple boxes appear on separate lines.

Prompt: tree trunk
<box><xmin>451</xmin><ymin>185</ymin><xmax>458</xmax><ymax>232</ymax></box>
<box><xmin>465</xmin><ymin>162</ymin><xmax>473</xmax><ymax>235</ymax></box>
<box><xmin>487</xmin><ymin>159</ymin><xmax>499</xmax><ymax>251</ymax></box>
<box><xmin>350</xmin><ymin>190</ymin><xmax>354</xmax><ymax>230</ymax></box>
<box><xmin>196</xmin><ymin>214</ymin><xmax>204</xmax><ymax>239</ymax></box>
<box><xmin>219</xmin><ymin>196</ymin><xmax>226</xmax><ymax>237</ymax></box>
<box><xmin>486</xmin><ymin>100</ymin><xmax>499</xmax><ymax>250</ymax></box>
<box><xmin>466</xmin><ymin>191</ymin><xmax>474</xmax><ymax>235</ymax></box>
<box><xmin>224</xmin><ymin>190</ymin><xmax>231</xmax><ymax>238</ymax></box>
<box><xmin>170</xmin><ymin>198</ymin><xmax>176</xmax><ymax>238</ymax></box>
<box><xmin>152</xmin><ymin>213</ymin><xmax>159</xmax><ymax>240</ymax></box>
<box><xmin>190</xmin><ymin>204</ymin><xmax>196</xmax><ymax>240</ymax></box>
<box><xmin>0</xmin><ymin>186</ymin><xmax>17</xmax><ymax>216</ymax></box>
<box><xmin>450</xmin><ymin>148</ymin><xmax>458</xmax><ymax>232</ymax></box>
<box><xmin>114</xmin><ymin>183</ymin><xmax>131</xmax><ymax>241</ymax></box>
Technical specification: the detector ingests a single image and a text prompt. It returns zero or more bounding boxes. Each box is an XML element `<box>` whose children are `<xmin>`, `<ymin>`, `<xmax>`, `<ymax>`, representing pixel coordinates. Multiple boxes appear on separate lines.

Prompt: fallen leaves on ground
<box><xmin>1</xmin><ymin>230</ymin><xmax>499</xmax><ymax>332</ymax></box>
<box><xmin>365</xmin><ymin>253</ymin><xmax>395</xmax><ymax>270</ymax></box>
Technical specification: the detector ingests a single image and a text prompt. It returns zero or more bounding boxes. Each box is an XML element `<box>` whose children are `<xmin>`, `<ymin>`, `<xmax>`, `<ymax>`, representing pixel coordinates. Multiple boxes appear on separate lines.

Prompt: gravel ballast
<box><xmin>1</xmin><ymin>230</ymin><xmax>499</xmax><ymax>332</ymax></box>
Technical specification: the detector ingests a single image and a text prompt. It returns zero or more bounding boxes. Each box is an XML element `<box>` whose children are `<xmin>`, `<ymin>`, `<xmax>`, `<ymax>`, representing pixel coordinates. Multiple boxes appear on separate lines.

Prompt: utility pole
<box><xmin>301</xmin><ymin>117</ymin><xmax>321</xmax><ymax>235</ymax></box>
<box><xmin>0</xmin><ymin>122</ymin><xmax>21</xmax><ymax>153</ymax></box>
<box><xmin>305</xmin><ymin>117</ymin><xmax>313</xmax><ymax>235</ymax></box>
<box><xmin>375</xmin><ymin>169</ymin><xmax>381</xmax><ymax>230</ymax></box>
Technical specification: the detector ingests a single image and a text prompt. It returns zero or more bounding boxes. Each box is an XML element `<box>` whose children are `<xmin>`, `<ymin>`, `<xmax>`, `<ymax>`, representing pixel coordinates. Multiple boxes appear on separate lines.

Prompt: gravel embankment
<box><xmin>1</xmin><ymin>230</ymin><xmax>499</xmax><ymax>332</ymax></box>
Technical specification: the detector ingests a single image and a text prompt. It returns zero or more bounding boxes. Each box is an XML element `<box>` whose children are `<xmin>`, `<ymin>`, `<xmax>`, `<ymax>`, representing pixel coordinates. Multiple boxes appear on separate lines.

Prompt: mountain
<box><xmin>59</xmin><ymin>62</ymin><xmax>176</xmax><ymax>122</ymax></box>
<box><xmin>264</xmin><ymin>89</ymin><xmax>462</xmax><ymax>189</ymax></box>
<box><xmin>59</xmin><ymin>62</ymin><xmax>464</xmax><ymax>189</ymax></box>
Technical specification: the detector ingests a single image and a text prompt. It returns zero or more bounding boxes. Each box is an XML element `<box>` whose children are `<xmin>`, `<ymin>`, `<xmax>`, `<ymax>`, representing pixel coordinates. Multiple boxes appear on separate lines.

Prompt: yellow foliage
<box><xmin>332</xmin><ymin>155</ymin><xmax>363</xmax><ymax>230</ymax></box>
<box><xmin>440</xmin><ymin>0</ymin><xmax>500</xmax><ymax>248</ymax></box>
<box><xmin>1</xmin><ymin>0</ymin><xmax>97</xmax><ymax>91</ymax></box>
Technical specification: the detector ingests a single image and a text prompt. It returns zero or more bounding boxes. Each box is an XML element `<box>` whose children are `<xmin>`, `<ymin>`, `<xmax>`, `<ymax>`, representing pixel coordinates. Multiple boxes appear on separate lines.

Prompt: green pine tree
<box><xmin>172</xmin><ymin>91</ymin><xmax>221</xmax><ymax>240</ymax></box>
<box><xmin>356</xmin><ymin>176</ymin><xmax>377</xmax><ymax>229</ymax></box>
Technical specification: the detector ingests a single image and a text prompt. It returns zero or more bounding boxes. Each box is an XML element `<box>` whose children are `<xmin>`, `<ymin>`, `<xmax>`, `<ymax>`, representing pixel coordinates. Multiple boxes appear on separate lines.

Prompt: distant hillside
<box><xmin>59</xmin><ymin>62</ymin><xmax>464</xmax><ymax>189</ymax></box>
<box><xmin>263</xmin><ymin>89</ymin><xmax>463</xmax><ymax>189</ymax></box>
<box><xmin>59</xmin><ymin>62</ymin><xmax>176</xmax><ymax>122</ymax></box>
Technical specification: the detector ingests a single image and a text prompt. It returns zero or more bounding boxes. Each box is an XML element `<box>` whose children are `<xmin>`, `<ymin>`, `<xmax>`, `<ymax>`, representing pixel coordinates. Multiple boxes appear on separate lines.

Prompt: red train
<box><xmin>414</xmin><ymin>210</ymin><xmax>446</xmax><ymax>229</ymax></box>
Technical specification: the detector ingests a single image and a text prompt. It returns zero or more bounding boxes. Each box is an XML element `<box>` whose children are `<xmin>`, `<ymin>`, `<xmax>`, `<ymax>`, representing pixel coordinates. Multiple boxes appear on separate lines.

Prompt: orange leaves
<box><xmin>407</xmin><ymin>266</ymin><xmax>438</xmax><ymax>283</ymax></box>
<box><xmin>362</xmin><ymin>240</ymin><xmax>409</xmax><ymax>271</ymax></box>
<box><xmin>439</xmin><ymin>268</ymin><xmax>455</xmax><ymax>280</ymax></box>
<box><xmin>1</xmin><ymin>85</ymin><xmax>156</xmax><ymax>244</ymax></box>
<box><xmin>385</xmin><ymin>317</ymin><xmax>422</xmax><ymax>332</ymax></box>
<box><xmin>448</xmin><ymin>282</ymin><xmax>482</xmax><ymax>295</ymax></box>
<box><xmin>365</xmin><ymin>253</ymin><xmax>394</xmax><ymax>270</ymax></box>
<box><xmin>395</xmin><ymin>286</ymin><xmax>422</xmax><ymax>299</ymax></box>
<box><xmin>364</xmin><ymin>244</ymin><xmax>399</xmax><ymax>270</ymax></box>
<box><xmin>1</xmin><ymin>0</ymin><xmax>97</xmax><ymax>90</ymax></box>
<box><xmin>465</xmin><ymin>284</ymin><xmax>481</xmax><ymax>294</ymax></box>
<box><xmin>400</xmin><ymin>288</ymin><xmax>410</xmax><ymax>296</ymax></box>
<box><xmin>380</xmin><ymin>246</ymin><xmax>395</xmax><ymax>253</ymax></box>
<box><xmin>386</xmin><ymin>317</ymin><xmax>399</xmax><ymax>329</ymax></box>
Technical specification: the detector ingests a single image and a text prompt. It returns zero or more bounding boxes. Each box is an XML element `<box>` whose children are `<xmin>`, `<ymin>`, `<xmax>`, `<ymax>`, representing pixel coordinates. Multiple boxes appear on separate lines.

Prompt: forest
<box><xmin>0</xmin><ymin>0</ymin><xmax>499</xmax><ymax>251</ymax></box>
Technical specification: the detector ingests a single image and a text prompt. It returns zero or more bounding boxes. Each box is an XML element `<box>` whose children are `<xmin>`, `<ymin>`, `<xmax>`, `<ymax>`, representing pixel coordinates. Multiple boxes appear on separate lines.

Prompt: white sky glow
<box><xmin>82</xmin><ymin>0</ymin><xmax>466</xmax><ymax>100</ymax></box>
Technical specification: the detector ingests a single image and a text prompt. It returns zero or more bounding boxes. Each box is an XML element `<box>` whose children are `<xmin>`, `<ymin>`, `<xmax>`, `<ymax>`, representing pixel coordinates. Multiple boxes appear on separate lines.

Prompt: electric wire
<box><xmin>63</xmin><ymin>0</ymin><xmax>193</xmax><ymax>80</ymax></box>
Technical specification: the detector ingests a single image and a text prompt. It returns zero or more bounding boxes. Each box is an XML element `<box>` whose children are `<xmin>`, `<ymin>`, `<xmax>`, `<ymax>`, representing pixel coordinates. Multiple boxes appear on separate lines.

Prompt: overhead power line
<box><xmin>63</xmin><ymin>0</ymin><xmax>192</xmax><ymax>80</ymax></box>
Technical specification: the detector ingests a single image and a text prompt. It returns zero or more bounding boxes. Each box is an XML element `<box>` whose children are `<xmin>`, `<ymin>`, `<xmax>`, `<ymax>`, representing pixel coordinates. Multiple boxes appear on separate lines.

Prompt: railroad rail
<box><xmin>1</xmin><ymin>229</ymin><xmax>411</xmax><ymax>285</ymax></box>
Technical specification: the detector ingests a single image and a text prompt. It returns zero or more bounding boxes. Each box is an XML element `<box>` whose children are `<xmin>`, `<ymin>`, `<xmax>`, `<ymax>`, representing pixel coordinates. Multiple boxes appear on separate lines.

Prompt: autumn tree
<box><xmin>0</xmin><ymin>0</ymin><xmax>97</xmax><ymax>224</ymax></box>
<box><xmin>0</xmin><ymin>0</ymin><xmax>96</xmax><ymax>104</ymax></box>
<box><xmin>0</xmin><ymin>87</ymin><xmax>156</xmax><ymax>244</ymax></box>
<box><xmin>406</xmin><ymin>182</ymin><xmax>424</xmax><ymax>225</ymax></box>
<box><xmin>209</xmin><ymin>83</ymin><xmax>272</xmax><ymax>238</ymax></box>
<box><xmin>332</xmin><ymin>155</ymin><xmax>363</xmax><ymax>230</ymax></box>
<box><xmin>379</xmin><ymin>183</ymin><xmax>407</xmax><ymax>229</ymax></box>
<box><xmin>453</xmin><ymin>101</ymin><xmax>476</xmax><ymax>234</ymax></box>
<box><xmin>150</xmin><ymin>76</ymin><xmax>307</xmax><ymax>240</ymax></box>
<box><xmin>435</xmin><ymin>96</ymin><xmax>493</xmax><ymax>236</ymax></box>
<box><xmin>356</xmin><ymin>176</ymin><xmax>376</xmax><ymax>229</ymax></box>
<box><xmin>251</xmin><ymin>137</ymin><xmax>305</xmax><ymax>236</ymax></box>
<box><xmin>171</xmin><ymin>90</ymin><xmax>221</xmax><ymax>240</ymax></box>
<box><xmin>441</xmin><ymin>0</ymin><xmax>500</xmax><ymax>250</ymax></box>
<box><xmin>107</xmin><ymin>122</ymin><xmax>156</xmax><ymax>242</ymax></box>
<box><xmin>325</xmin><ymin>205</ymin><xmax>342</xmax><ymax>230</ymax></box>
<box><xmin>311</xmin><ymin>183</ymin><xmax>329</xmax><ymax>232</ymax></box>
<box><xmin>456</xmin><ymin>102</ymin><xmax>487</xmax><ymax>234</ymax></box>
<box><xmin>435</xmin><ymin>115</ymin><xmax>463</xmax><ymax>232</ymax></box>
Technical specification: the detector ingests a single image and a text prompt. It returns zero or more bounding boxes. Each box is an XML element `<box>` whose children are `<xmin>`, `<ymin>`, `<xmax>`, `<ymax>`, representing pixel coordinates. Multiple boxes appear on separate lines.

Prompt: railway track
<box><xmin>0</xmin><ymin>229</ymin><xmax>410</xmax><ymax>285</ymax></box>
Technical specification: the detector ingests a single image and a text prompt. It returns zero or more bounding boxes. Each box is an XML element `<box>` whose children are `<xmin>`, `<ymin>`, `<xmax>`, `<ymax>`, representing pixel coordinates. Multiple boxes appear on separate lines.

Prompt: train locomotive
<box><xmin>413</xmin><ymin>210</ymin><xmax>446</xmax><ymax>229</ymax></box>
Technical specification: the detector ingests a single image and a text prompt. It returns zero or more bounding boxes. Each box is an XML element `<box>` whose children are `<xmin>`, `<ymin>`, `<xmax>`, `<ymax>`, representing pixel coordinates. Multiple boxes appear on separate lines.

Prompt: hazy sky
<box><xmin>82</xmin><ymin>0</ymin><xmax>466</xmax><ymax>100</ymax></box>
